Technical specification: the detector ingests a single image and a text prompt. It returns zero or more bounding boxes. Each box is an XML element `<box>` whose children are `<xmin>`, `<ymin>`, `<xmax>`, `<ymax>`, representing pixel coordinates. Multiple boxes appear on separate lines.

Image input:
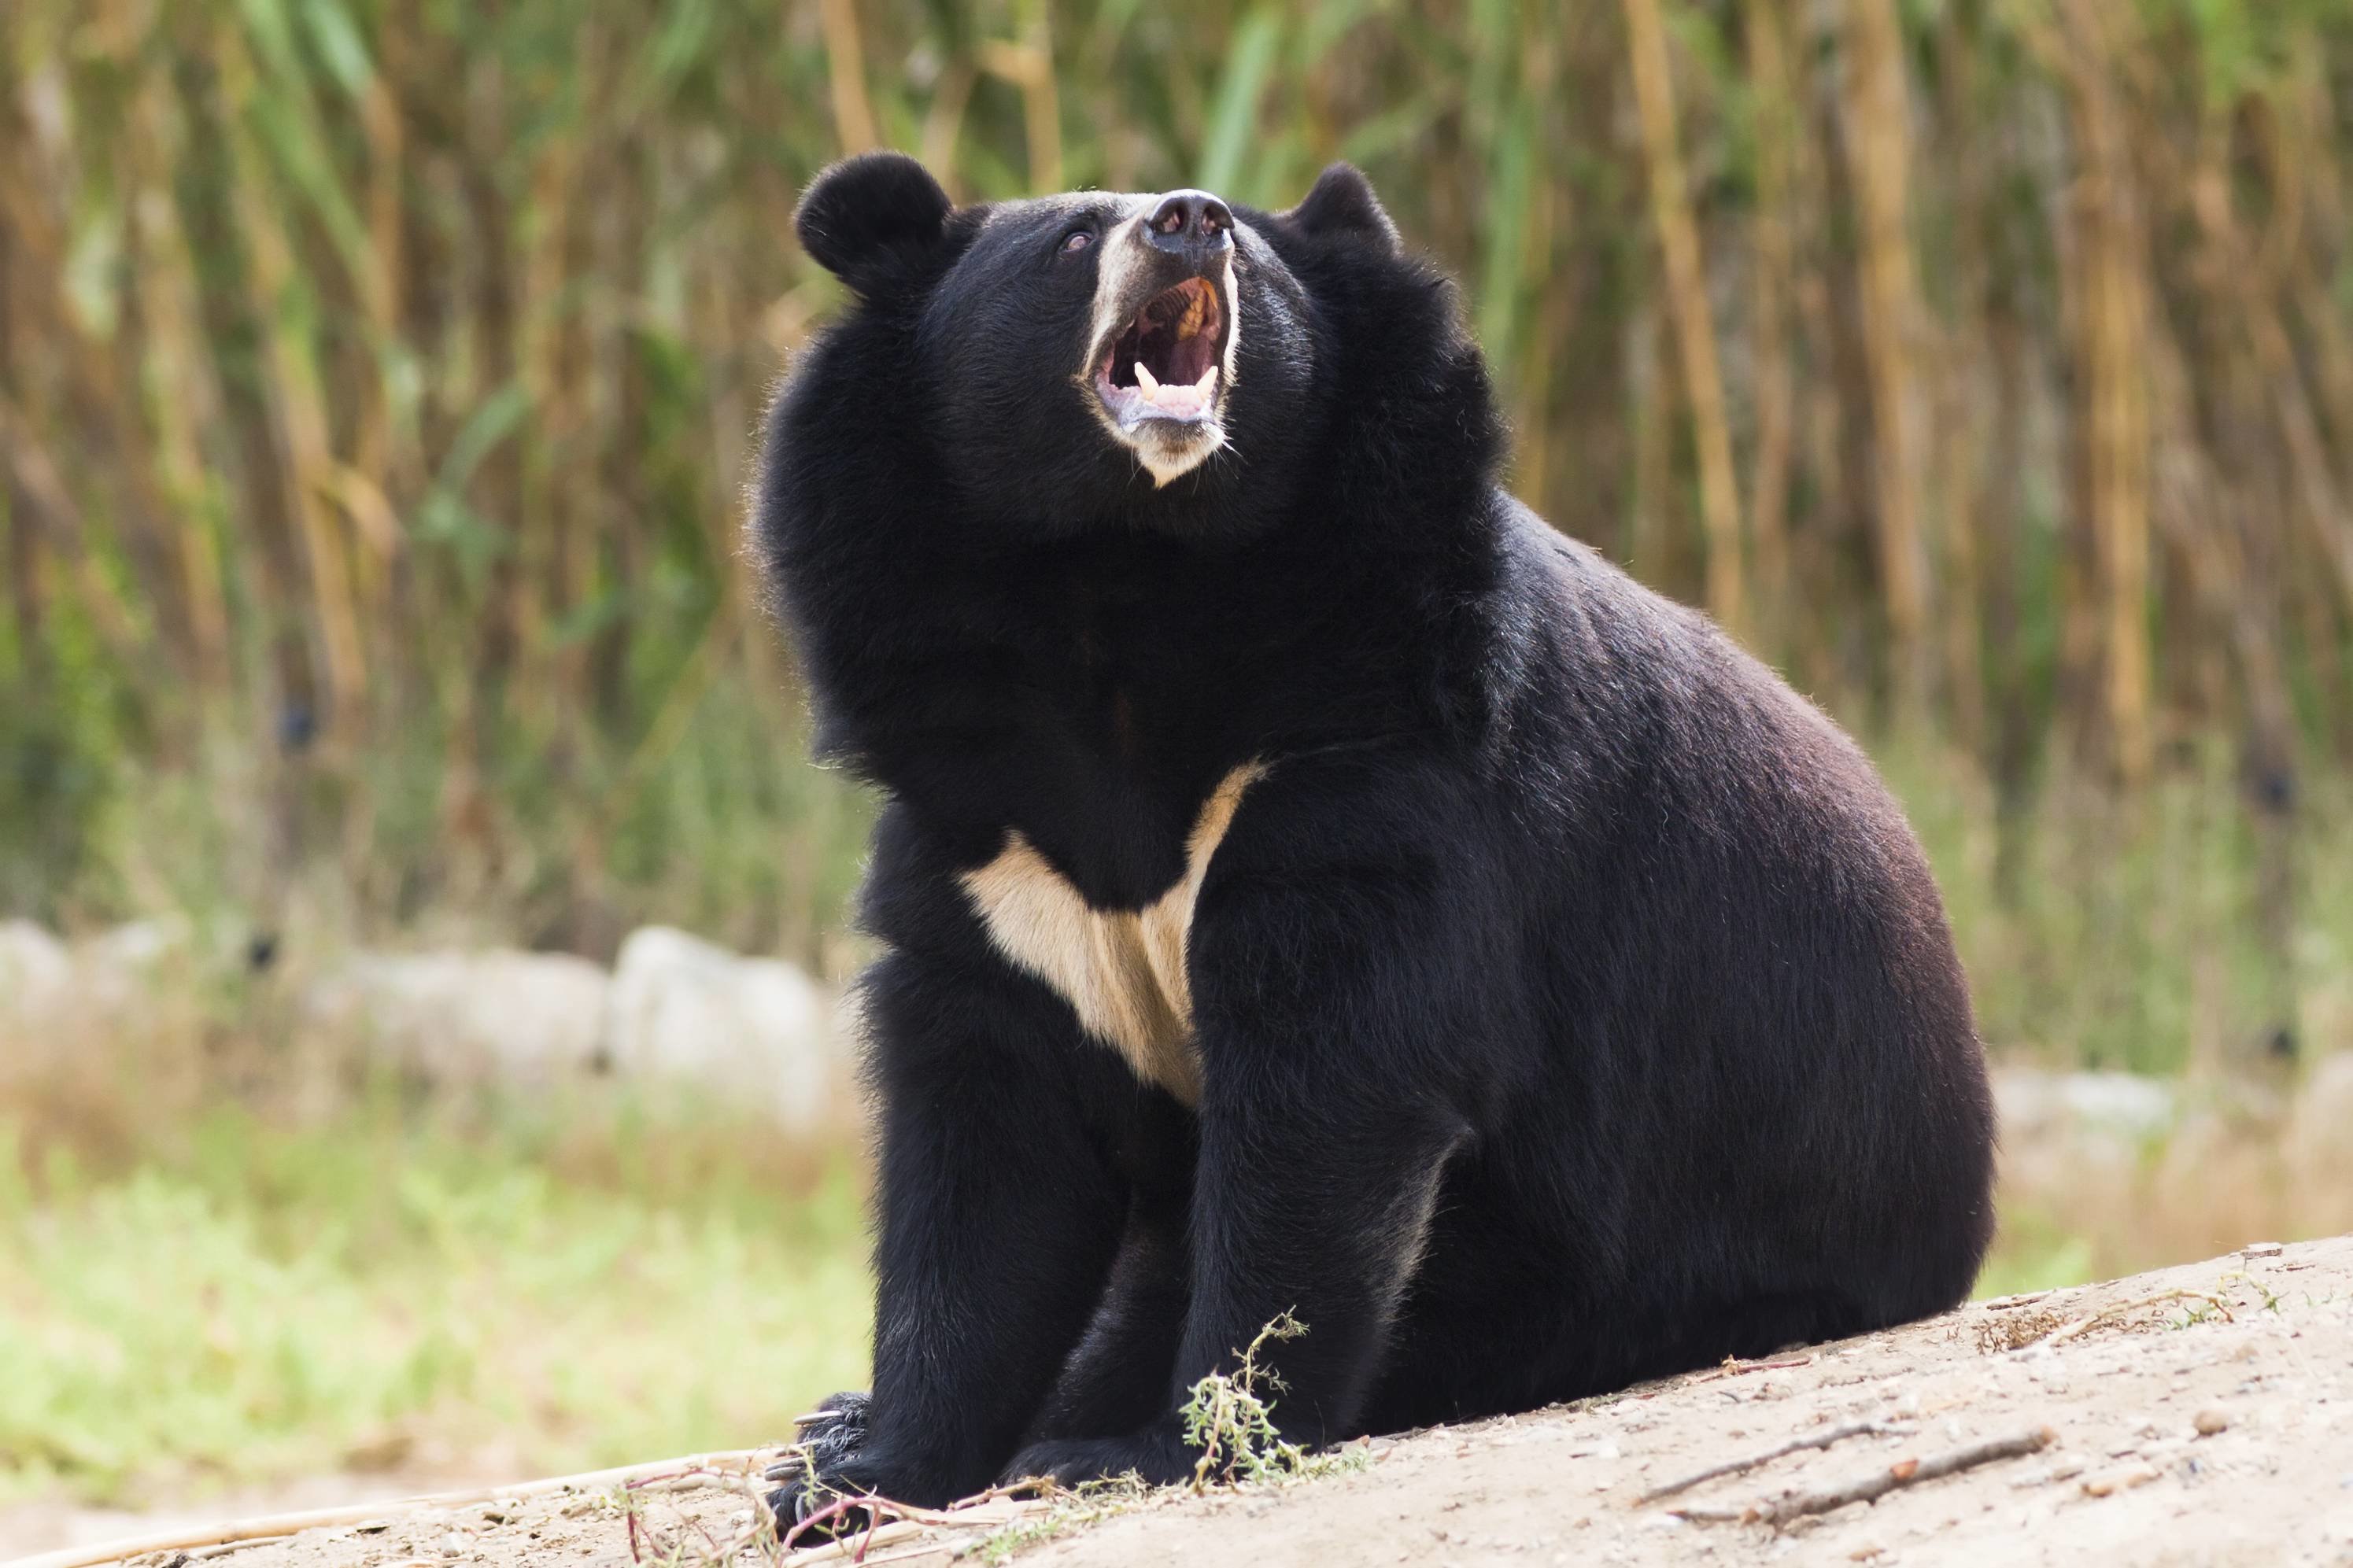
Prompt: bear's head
<box><xmin>781</xmin><ymin>153</ymin><xmax>1484</xmax><ymax>544</ymax></box>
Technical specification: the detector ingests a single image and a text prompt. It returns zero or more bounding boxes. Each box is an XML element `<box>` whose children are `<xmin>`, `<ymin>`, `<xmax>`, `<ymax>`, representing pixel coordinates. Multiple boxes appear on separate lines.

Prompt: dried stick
<box><xmin>1681</xmin><ymin>1353</ymin><xmax>1816</xmax><ymax>1388</ymax></box>
<box><xmin>2023</xmin><ymin>1289</ymin><xmax>2233</xmax><ymax>1352</ymax></box>
<box><xmin>1636</xmin><ymin>1420</ymin><xmax>1912</xmax><ymax>1504</ymax></box>
<box><xmin>1675</xmin><ymin>1426</ymin><xmax>2056</xmax><ymax>1526</ymax></box>
<box><xmin>776</xmin><ymin>1502</ymin><xmax>1056</xmax><ymax>1566</ymax></box>
<box><xmin>6</xmin><ymin>1452</ymin><xmax>777</xmax><ymax>1568</ymax></box>
<box><xmin>774</xmin><ymin>1495</ymin><xmax>1051</xmax><ymax>1562</ymax></box>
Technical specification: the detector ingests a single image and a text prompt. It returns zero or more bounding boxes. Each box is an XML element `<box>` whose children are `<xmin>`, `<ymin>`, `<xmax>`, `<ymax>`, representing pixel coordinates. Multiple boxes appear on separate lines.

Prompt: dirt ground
<box><xmin>15</xmin><ymin>1236</ymin><xmax>2353</xmax><ymax>1568</ymax></box>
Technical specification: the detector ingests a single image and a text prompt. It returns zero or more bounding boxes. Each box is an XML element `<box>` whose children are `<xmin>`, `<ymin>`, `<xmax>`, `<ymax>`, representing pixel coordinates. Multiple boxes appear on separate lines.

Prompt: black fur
<box><xmin>752</xmin><ymin>155</ymin><xmax>1996</xmax><ymax>1514</ymax></box>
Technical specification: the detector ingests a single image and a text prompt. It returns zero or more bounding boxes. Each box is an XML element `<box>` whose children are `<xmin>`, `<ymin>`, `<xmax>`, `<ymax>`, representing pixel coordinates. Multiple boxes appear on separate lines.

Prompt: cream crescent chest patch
<box><xmin>958</xmin><ymin>764</ymin><xmax>1264</xmax><ymax>1105</ymax></box>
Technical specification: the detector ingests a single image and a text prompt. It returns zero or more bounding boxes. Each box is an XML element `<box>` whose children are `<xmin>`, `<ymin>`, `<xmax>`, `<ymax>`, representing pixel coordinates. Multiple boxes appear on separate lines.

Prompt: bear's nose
<box><xmin>1144</xmin><ymin>190</ymin><xmax>1233</xmax><ymax>267</ymax></box>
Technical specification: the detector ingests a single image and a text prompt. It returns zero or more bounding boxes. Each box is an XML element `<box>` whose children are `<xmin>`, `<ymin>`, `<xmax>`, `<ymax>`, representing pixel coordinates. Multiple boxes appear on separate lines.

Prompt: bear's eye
<box><xmin>1059</xmin><ymin>227</ymin><xmax>1095</xmax><ymax>255</ymax></box>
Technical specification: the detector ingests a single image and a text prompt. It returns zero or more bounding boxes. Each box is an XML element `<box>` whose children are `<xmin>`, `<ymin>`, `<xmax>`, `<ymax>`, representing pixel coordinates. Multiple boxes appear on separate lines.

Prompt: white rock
<box><xmin>602</xmin><ymin>926</ymin><xmax>835</xmax><ymax>1130</ymax></box>
<box><xmin>1994</xmin><ymin>1069</ymin><xmax>2177</xmax><ymax>1142</ymax></box>
<box><xmin>83</xmin><ymin>916</ymin><xmax>192</xmax><ymax>972</ymax></box>
<box><xmin>0</xmin><ymin>919</ymin><xmax>72</xmax><ymax>1031</ymax></box>
<box><xmin>303</xmin><ymin>950</ymin><xmax>610</xmax><ymax>1086</ymax></box>
<box><xmin>72</xmin><ymin>914</ymin><xmax>203</xmax><ymax>1013</ymax></box>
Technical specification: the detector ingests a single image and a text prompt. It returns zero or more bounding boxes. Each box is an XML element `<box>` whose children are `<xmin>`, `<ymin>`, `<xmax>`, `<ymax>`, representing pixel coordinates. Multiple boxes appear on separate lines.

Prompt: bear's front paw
<box><xmin>999</xmin><ymin>1428</ymin><xmax>1192</xmax><ymax>1492</ymax></box>
<box><xmin>762</xmin><ymin>1391</ymin><xmax>879</xmax><ymax>1538</ymax></box>
<box><xmin>764</xmin><ymin>1454</ymin><xmax>902</xmax><ymax>1542</ymax></box>
<box><xmin>763</xmin><ymin>1389</ymin><xmax>870</xmax><ymax>1481</ymax></box>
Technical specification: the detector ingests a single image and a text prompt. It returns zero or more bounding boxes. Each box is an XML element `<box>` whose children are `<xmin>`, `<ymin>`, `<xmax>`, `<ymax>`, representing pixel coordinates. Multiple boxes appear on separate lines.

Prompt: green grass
<box><xmin>1974</xmin><ymin>1203</ymin><xmax>2100</xmax><ymax>1301</ymax></box>
<box><xmin>0</xmin><ymin>1100</ymin><xmax>871</xmax><ymax>1508</ymax></box>
<box><xmin>1877</xmin><ymin>736</ymin><xmax>2353</xmax><ymax>1075</ymax></box>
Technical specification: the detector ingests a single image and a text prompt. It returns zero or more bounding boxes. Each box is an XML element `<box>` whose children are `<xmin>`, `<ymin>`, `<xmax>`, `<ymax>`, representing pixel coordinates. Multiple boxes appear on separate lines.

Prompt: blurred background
<box><xmin>3</xmin><ymin>0</ymin><xmax>2351</xmax><ymax>1546</ymax></box>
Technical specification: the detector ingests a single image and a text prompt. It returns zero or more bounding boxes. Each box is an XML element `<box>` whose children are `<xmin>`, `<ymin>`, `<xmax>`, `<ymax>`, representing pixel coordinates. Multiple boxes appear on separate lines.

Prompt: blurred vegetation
<box><xmin>7</xmin><ymin>0</ymin><xmax>2353</xmax><ymax>1517</ymax></box>
<box><xmin>3</xmin><ymin>0</ymin><xmax>2351</xmax><ymax>1072</ymax></box>
<box><xmin>0</xmin><ymin>1012</ymin><xmax>870</xmax><ymax>1507</ymax></box>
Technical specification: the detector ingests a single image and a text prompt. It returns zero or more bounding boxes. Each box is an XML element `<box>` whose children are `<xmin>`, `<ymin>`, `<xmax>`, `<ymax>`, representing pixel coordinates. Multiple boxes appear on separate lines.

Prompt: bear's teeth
<box><xmin>1114</xmin><ymin>362</ymin><xmax>1217</xmax><ymax>417</ymax></box>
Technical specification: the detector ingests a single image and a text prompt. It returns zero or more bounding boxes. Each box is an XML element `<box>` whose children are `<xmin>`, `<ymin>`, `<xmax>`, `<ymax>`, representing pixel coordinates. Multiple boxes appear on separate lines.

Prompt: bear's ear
<box><xmin>795</xmin><ymin>152</ymin><xmax>954</xmax><ymax>297</ymax></box>
<box><xmin>1282</xmin><ymin>163</ymin><xmax>1401</xmax><ymax>254</ymax></box>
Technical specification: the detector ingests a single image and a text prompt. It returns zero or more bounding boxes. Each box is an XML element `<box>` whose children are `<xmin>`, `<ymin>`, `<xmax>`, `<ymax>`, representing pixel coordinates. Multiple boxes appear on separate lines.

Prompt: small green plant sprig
<box><xmin>1180</xmin><ymin>1310</ymin><xmax>1317</xmax><ymax>1492</ymax></box>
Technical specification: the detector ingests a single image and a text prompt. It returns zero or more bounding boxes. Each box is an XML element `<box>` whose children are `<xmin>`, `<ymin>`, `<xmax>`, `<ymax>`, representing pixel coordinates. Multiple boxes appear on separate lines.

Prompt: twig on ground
<box><xmin>775</xmin><ymin>1522</ymin><xmax>921</xmax><ymax>1564</ymax></box>
<box><xmin>1635</xmin><ymin>1420</ymin><xmax>1913</xmax><ymax>1504</ymax></box>
<box><xmin>1682</xmin><ymin>1354</ymin><xmax>1818</xmax><ymax>1387</ymax></box>
<box><xmin>773</xmin><ymin>1494</ymin><xmax>1052</xmax><ymax>1562</ymax></box>
<box><xmin>2023</xmin><ymin>1290</ymin><xmax>2234</xmax><ymax>1352</ymax></box>
<box><xmin>9</xmin><ymin>1452</ymin><xmax>780</xmax><ymax>1568</ymax></box>
<box><xmin>781</xmin><ymin>1496</ymin><xmax>903</xmax><ymax>1555</ymax></box>
<box><xmin>1672</xmin><ymin>1426</ymin><xmax>2056</xmax><ymax>1527</ymax></box>
<box><xmin>941</xmin><ymin>1479</ymin><xmax>1058</xmax><ymax>1507</ymax></box>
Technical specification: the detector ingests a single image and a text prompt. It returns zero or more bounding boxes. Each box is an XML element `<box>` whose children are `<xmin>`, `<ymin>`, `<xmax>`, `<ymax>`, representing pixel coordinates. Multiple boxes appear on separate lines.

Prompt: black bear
<box><xmin>753</xmin><ymin>153</ymin><xmax>1995</xmax><ymax>1518</ymax></box>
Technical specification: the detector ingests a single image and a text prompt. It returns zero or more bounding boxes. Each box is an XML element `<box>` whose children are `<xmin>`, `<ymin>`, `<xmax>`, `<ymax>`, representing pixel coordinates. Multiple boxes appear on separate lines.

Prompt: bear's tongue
<box><xmin>1106</xmin><ymin>278</ymin><xmax>1222</xmax><ymax>416</ymax></box>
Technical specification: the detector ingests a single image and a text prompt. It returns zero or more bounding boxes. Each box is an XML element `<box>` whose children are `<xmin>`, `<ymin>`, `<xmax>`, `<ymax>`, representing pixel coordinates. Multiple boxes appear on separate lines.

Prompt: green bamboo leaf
<box><xmin>246</xmin><ymin>91</ymin><xmax>370</xmax><ymax>275</ymax></box>
<box><xmin>1339</xmin><ymin>87</ymin><xmax>1446</xmax><ymax>167</ymax></box>
<box><xmin>434</xmin><ymin>385</ymin><xmax>534</xmax><ymax>497</ymax></box>
<box><xmin>1476</xmin><ymin>92</ymin><xmax>1534</xmax><ymax>388</ymax></box>
<box><xmin>234</xmin><ymin>0</ymin><xmax>302</xmax><ymax>78</ymax></box>
<box><xmin>297</xmin><ymin>0</ymin><xmax>374</xmax><ymax>98</ymax></box>
<box><xmin>1198</xmin><ymin>9</ymin><xmax>1284</xmax><ymax>199</ymax></box>
<box><xmin>1299</xmin><ymin>0</ymin><xmax>1383</xmax><ymax>65</ymax></box>
<box><xmin>1464</xmin><ymin>0</ymin><xmax>1513</xmax><ymax>145</ymax></box>
<box><xmin>1087</xmin><ymin>0</ymin><xmax>1149</xmax><ymax>61</ymax></box>
<box><xmin>644</xmin><ymin>0</ymin><xmax>718</xmax><ymax>101</ymax></box>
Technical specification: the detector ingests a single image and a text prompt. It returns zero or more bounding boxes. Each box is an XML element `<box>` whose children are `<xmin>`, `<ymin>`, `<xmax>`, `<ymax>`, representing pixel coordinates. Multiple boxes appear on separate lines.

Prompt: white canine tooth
<box><xmin>1193</xmin><ymin>365</ymin><xmax>1217</xmax><ymax>393</ymax></box>
<box><xmin>1134</xmin><ymin>361</ymin><xmax>1159</xmax><ymax>393</ymax></box>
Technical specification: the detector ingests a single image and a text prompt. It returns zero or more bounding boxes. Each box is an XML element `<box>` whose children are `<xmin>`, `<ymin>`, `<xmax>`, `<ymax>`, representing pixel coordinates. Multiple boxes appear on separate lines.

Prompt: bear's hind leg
<box><xmin>1363</xmin><ymin>1277</ymin><xmax>1873</xmax><ymax>1435</ymax></box>
<box><xmin>1529</xmin><ymin>1287</ymin><xmax>1874</xmax><ymax>1407</ymax></box>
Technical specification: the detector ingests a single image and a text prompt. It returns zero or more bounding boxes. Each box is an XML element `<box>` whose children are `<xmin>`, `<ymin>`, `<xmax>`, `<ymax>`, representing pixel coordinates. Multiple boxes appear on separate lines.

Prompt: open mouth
<box><xmin>1093</xmin><ymin>277</ymin><xmax>1228</xmax><ymax>427</ymax></box>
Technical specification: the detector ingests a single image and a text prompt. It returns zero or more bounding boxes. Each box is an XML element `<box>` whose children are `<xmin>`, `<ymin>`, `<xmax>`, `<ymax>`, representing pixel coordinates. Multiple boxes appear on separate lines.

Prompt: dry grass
<box><xmin>1987</xmin><ymin>1060</ymin><xmax>2353</xmax><ymax>1297</ymax></box>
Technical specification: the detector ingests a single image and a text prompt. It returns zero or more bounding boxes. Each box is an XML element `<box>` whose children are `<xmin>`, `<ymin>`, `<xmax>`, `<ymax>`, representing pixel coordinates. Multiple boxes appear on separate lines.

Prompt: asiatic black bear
<box><xmin>752</xmin><ymin>153</ymin><xmax>1995</xmax><ymax>1519</ymax></box>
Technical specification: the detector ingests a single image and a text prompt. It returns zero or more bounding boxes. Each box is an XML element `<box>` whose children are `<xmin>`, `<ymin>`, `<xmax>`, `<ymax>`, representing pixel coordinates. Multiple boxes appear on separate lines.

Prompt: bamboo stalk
<box><xmin>1021</xmin><ymin>0</ymin><xmax>1064</xmax><ymax>193</ymax></box>
<box><xmin>918</xmin><ymin>60</ymin><xmax>976</xmax><ymax>197</ymax></box>
<box><xmin>1838</xmin><ymin>0</ymin><xmax>1932</xmax><ymax>703</ymax></box>
<box><xmin>127</xmin><ymin>66</ymin><xmax>235</xmax><ymax>699</ymax></box>
<box><xmin>0</xmin><ymin>87</ymin><xmax>193</xmax><ymax>686</ymax></box>
<box><xmin>819</xmin><ymin>0</ymin><xmax>879</xmax><ymax>157</ymax></box>
<box><xmin>2043</xmin><ymin>0</ymin><xmax>2153</xmax><ymax>786</ymax></box>
<box><xmin>1745</xmin><ymin>0</ymin><xmax>1797</xmax><ymax>653</ymax></box>
<box><xmin>2170</xmin><ymin>114</ymin><xmax>2309</xmax><ymax>1075</ymax></box>
<box><xmin>1630</xmin><ymin>299</ymin><xmax>1675</xmax><ymax>585</ymax></box>
<box><xmin>1623</xmin><ymin>0</ymin><xmax>1745</xmax><ymax>636</ymax></box>
<box><xmin>1930</xmin><ymin>2</ymin><xmax>1991</xmax><ymax>754</ymax></box>
<box><xmin>0</xmin><ymin>391</ymin><xmax>148</xmax><ymax>670</ymax></box>
<box><xmin>219</xmin><ymin>20</ymin><xmax>372</xmax><ymax>738</ymax></box>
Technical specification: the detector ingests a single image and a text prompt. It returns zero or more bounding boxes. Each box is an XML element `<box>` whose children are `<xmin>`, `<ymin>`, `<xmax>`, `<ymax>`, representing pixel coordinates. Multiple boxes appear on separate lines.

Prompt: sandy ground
<box><xmin>0</xmin><ymin>1472</ymin><xmax>527</xmax><ymax>1562</ymax></box>
<box><xmin>14</xmin><ymin>1236</ymin><xmax>2353</xmax><ymax>1568</ymax></box>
